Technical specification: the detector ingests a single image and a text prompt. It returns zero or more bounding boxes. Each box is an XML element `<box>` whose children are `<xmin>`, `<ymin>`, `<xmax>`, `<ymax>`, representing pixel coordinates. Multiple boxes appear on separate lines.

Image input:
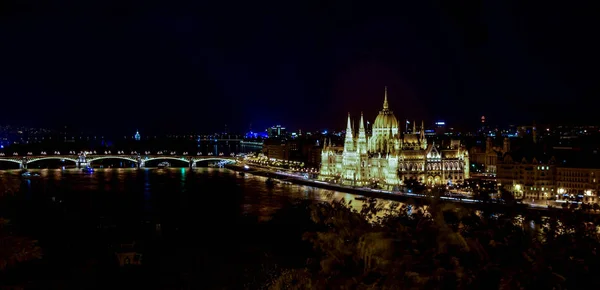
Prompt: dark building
<box><xmin>262</xmin><ymin>137</ymin><xmax>323</xmax><ymax>167</ymax></box>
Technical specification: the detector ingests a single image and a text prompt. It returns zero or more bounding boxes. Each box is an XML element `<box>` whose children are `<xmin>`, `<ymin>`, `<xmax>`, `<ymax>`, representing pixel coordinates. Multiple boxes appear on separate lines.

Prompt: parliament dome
<box><xmin>373</xmin><ymin>87</ymin><xmax>399</xmax><ymax>129</ymax></box>
<box><xmin>373</xmin><ymin>110</ymin><xmax>399</xmax><ymax>129</ymax></box>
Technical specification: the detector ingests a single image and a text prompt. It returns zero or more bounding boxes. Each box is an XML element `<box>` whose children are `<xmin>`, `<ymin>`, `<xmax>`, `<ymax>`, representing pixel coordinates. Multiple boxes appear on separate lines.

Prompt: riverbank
<box><xmin>226</xmin><ymin>164</ymin><xmax>544</xmax><ymax>213</ymax></box>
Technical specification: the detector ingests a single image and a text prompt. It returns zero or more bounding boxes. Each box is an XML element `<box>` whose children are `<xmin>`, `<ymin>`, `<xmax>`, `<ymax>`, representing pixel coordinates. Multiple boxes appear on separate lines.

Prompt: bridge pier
<box><xmin>77</xmin><ymin>154</ymin><xmax>88</xmax><ymax>168</ymax></box>
<box><xmin>136</xmin><ymin>156</ymin><xmax>144</xmax><ymax>168</ymax></box>
<box><xmin>77</xmin><ymin>162</ymin><xmax>89</xmax><ymax>169</ymax></box>
<box><xmin>20</xmin><ymin>158</ymin><xmax>27</xmax><ymax>170</ymax></box>
<box><xmin>189</xmin><ymin>160</ymin><xmax>196</xmax><ymax>168</ymax></box>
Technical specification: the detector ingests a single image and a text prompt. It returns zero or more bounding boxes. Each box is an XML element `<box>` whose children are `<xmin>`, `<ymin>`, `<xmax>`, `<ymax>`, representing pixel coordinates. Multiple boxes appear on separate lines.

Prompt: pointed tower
<box><xmin>412</xmin><ymin>120</ymin><xmax>416</xmax><ymax>134</ymax></box>
<box><xmin>463</xmin><ymin>150</ymin><xmax>470</xmax><ymax>179</ymax></box>
<box><xmin>420</xmin><ymin>120</ymin><xmax>427</xmax><ymax>149</ymax></box>
<box><xmin>343</xmin><ymin>113</ymin><xmax>354</xmax><ymax>152</ymax></box>
<box><xmin>319</xmin><ymin>138</ymin><xmax>331</xmax><ymax>179</ymax></box>
<box><xmin>503</xmin><ymin>137</ymin><xmax>510</xmax><ymax>153</ymax></box>
<box><xmin>357</xmin><ymin>112</ymin><xmax>368</xmax><ymax>155</ymax></box>
<box><xmin>383</xmin><ymin>86</ymin><xmax>389</xmax><ymax>110</ymax></box>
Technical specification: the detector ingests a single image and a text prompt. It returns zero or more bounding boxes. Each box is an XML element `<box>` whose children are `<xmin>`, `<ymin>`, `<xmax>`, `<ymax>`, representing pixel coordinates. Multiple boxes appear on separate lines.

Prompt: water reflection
<box><xmin>0</xmin><ymin>168</ymin><xmax>559</xmax><ymax>233</ymax></box>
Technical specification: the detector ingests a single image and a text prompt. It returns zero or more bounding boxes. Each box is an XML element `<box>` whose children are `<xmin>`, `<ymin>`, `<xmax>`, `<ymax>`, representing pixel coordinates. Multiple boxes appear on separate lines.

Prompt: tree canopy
<box><xmin>267</xmin><ymin>199</ymin><xmax>600</xmax><ymax>289</ymax></box>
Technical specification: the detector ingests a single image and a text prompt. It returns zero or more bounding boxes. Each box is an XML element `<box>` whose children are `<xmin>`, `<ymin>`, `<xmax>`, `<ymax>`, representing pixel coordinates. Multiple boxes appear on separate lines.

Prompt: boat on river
<box><xmin>21</xmin><ymin>171</ymin><xmax>40</xmax><ymax>178</ymax></box>
<box><xmin>158</xmin><ymin>162</ymin><xmax>170</xmax><ymax>168</ymax></box>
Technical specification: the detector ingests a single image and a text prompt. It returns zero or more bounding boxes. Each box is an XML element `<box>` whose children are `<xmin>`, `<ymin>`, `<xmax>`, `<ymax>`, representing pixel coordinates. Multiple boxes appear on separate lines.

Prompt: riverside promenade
<box><xmin>226</xmin><ymin>164</ymin><xmax>543</xmax><ymax>213</ymax></box>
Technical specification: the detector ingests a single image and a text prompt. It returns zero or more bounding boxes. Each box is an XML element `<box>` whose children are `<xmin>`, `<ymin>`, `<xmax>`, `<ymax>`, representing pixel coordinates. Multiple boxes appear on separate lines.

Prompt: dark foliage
<box><xmin>267</xmin><ymin>198</ymin><xmax>600</xmax><ymax>290</ymax></box>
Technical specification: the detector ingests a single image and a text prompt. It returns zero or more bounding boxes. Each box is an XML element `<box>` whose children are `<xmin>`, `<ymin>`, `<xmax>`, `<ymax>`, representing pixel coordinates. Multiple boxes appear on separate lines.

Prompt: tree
<box><xmin>268</xmin><ymin>195</ymin><xmax>600</xmax><ymax>289</ymax></box>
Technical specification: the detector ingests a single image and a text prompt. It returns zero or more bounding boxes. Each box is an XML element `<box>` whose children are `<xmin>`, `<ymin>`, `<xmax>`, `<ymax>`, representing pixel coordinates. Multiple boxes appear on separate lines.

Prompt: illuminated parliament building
<box><xmin>319</xmin><ymin>87</ymin><xmax>470</xmax><ymax>187</ymax></box>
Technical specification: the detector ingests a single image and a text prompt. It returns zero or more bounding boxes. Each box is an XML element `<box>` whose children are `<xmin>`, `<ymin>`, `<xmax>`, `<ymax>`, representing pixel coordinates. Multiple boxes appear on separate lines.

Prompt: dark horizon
<box><xmin>1</xmin><ymin>1</ymin><xmax>598</xmax><ymax>133</ymax></box>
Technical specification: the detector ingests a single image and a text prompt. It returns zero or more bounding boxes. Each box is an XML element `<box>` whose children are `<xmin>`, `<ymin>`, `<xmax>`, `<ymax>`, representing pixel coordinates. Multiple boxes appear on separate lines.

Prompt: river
<box><xmin>0</xmin><ymin>167</ymin><xmax>381</xmax><ymax>288</ymax></box>
<box><xmin>2</xmin><ymin>167</ymin><xmax>574</xmax><ymax>288</ymax></box>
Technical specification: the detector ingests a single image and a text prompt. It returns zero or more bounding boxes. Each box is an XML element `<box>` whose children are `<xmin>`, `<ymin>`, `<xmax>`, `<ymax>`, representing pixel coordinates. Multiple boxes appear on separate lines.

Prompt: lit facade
<box><xmin>555</xmin><ymin>167</ymin><xmax>600</xmax><ymax>203</ymax></box>
<box><xmin>497</xmin><ymin>155</ymin><xmax>600</xmax><ymax>203</ymax></box>
<box><xmin>496</xmin><ymin>155</ymin><xmax>556</xmax><ymax>200</ymax></box>
<box><xmin>319</xmin><ymin>87</ymin><xmax>470</xmax><ymax>187</ymax></box>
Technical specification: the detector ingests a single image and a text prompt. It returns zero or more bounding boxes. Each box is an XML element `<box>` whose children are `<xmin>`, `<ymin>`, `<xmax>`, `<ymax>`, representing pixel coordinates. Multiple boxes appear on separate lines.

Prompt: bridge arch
<box><xmin>87</xmin><ymin>156</ymin><xmax>137</xmax><ymax>163</ymax></box>
<box><xmin>0</xmin><ymin>159</ymin><xmax>23</xmax><ymax>165</ymax></box>
<box><xmin>27</xmin><ymin>157</ymin><xmax>78</xmax><ymax>164</ymax></box>
<box><xmin>143</xmin><ymin>156</ymin><xmax>190</xmax><ymax>164</ymax></box>
<box><xmin>192</xmin><ymin>157</ymin><xmax>236</xmax><ymax>163</ymax></box>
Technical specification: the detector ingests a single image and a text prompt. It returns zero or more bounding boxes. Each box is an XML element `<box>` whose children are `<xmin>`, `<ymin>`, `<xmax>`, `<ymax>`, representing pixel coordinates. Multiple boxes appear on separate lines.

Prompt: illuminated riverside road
<box><xmin>234</xmin><ymin>162</ymin><xmax>575</xmax><ymax>212</ymax></box>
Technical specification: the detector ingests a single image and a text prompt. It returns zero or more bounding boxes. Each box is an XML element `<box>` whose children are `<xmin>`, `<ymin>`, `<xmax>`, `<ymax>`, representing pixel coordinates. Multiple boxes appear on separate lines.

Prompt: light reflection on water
<box><xmin>0</xmin><ymin>168</ymin><xmax>377</xmax><ymax>221</ymax></box>
<box><xmin>0</xmin><ymin>168</ymin><xmax>559</xmax><ymax>231</ymax></box>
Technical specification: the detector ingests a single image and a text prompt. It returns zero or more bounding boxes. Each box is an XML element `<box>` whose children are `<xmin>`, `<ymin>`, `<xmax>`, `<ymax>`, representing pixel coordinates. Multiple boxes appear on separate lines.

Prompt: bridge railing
<box><xmin>0</xmin><ymin>151</ymin><xmax>248</xmax><ymax>157</ymax></box>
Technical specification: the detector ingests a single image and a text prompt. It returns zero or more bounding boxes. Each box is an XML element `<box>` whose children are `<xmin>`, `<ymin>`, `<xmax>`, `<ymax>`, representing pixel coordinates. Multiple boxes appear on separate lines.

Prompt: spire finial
<box><xmin>347</xmin><ymin>112</ymin><xmax>352</xmax><ymax>131</ymax></box>
<box><xmin>359</xmin><ymin>112</ymin><xmax>365</xmax><ymax>130</ymax></box>
<box><xmin>383</xmin><ymin>86</ymin><xmax>389</xmax><ymax>110</ymax></box>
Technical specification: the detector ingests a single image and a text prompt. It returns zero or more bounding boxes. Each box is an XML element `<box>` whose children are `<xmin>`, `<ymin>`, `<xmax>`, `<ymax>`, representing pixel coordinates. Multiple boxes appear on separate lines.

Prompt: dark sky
<box><xmin>1</xmin><ymin>0</ymin><xmax>598</xmax><ymax>134</ymax></box>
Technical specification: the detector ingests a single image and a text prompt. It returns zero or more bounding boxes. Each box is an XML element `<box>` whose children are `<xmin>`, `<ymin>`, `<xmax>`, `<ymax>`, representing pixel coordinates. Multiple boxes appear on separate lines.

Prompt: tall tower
<box><xmin>357</xmin><ymin>112</ymin><xmax>368</xmax><ymax>155</ymax></box>
<box><xmin>343</xmin><ymin>113</ymin><xmax>354</xmax><ymax>152</ymax></box>
<box><xmin>420</xmin><ymin>120</ymin><xmax>427</xmax><ymax>149</ymax></box>
<box><xmin>342</xmin><ymin>113</ymin><xmax>359</xmax><ymax>184</ymax></box>
<box><xmin>134</xmin><ymin>130</ymin><xmax>141</xmax><ymax>141</ymax></box>
<box><xmin>503</xmin><ymin>137</ymin><xmax>510</xmax><ymax>153</ymax></box>
<box><xmin>486</xmin><ymin>137</ymin><xmax>493</xmax><ymax>153</ymax></box>
<box><xmin>463</xmin><ymin>150</ymin><xmax>470</xmax><ymax>179</ymax></box>
<box><xmin>319</xmin><ymin>138</ymin><xmax>332</xmax><ymax>178</ymax></box>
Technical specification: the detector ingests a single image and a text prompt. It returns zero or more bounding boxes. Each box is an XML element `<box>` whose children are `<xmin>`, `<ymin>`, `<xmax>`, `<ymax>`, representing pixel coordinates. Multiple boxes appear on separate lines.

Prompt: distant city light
<box><xmin>435</xmin><ymin>121</ymin><xmax>445</xmax><ymax>126</ymax></box>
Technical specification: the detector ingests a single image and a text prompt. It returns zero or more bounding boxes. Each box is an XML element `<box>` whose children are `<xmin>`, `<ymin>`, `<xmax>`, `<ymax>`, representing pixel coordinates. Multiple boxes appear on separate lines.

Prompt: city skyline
<box><xmin>2</xmin><ymin>1</ymin><xmax>599</xmax><ymax>133</ymax></box>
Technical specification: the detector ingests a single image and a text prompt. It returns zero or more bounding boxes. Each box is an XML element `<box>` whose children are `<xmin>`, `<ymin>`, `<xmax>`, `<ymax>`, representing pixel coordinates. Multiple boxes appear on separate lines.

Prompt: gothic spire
<box><xmin>413</xmin><ymin>120</ymin><xmax>416</xmax><ymax>134</ymax></box>
<box><xmin>357</xmin><ymin>112</ymin><xmax>368</xmax><ymax>155</ymax></box>
<box><xmin>383</xmin><ymin>86</ymin><xmax>389</xmax><ymax>110</ymax></box>
<box><xmin>344</xmin><ymin>113</ymin><xmax>354</xmax><ymax>152</ymax></box>
<box><xmin>346</xmin><ymin>112</ymin><xmax>352</xmax><ymax>132</ymax></box>
<box><xmin>359</xmin><ymin>112</ymin><xmax>365</xmax><ymax>130</ymax></box>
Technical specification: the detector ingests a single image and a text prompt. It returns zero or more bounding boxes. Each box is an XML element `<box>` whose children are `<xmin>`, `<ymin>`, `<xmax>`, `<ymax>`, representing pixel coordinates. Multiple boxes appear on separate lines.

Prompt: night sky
<box><xmin>1</xmin><ymin>1</ymin><xmax>598</xmax><ymax>134</ymax></box>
